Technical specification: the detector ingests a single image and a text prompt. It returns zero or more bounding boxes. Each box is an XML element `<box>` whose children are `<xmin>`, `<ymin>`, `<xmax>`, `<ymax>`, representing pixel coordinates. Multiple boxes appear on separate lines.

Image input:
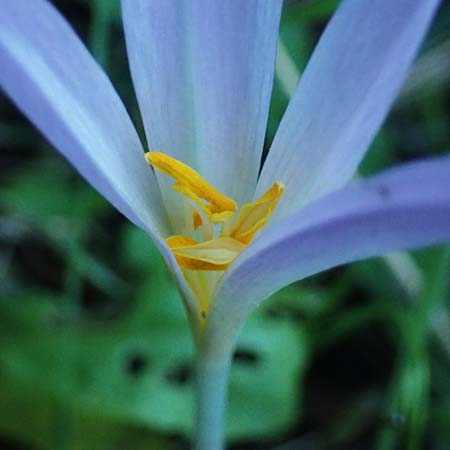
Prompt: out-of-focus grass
<box><xmin>0</xmin><ymin>1</ymin><xmax>449</xmax><ymax>449</ymax></box>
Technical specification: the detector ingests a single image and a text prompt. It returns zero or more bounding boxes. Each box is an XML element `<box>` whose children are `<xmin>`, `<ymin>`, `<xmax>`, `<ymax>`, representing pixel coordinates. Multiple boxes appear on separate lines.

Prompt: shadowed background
<box><xmin>0</xmin><ymin>0</ymin><xmax>450</xmax><ymax>449</ymax></box>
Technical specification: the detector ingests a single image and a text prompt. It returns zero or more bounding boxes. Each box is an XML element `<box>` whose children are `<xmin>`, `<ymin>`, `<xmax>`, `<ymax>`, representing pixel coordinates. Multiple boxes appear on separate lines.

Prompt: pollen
<box><xmin>146</xmin><ymin>152</ymin><xmax>237</xmax><ymax>223</ymax></box>
<box><xmin>229</xmin><ymin>181</ymin><xmax>285</xmax><ymax>245</ymax></box>
<box><xmin>145</xmin><ymin>151</ymin><xmax>284</xmax><ymax>313</ymax></box>
<box><xmin>167</xmin><ymin>236</ymin><xmax>246</xmax><ymax>271</ymax></box>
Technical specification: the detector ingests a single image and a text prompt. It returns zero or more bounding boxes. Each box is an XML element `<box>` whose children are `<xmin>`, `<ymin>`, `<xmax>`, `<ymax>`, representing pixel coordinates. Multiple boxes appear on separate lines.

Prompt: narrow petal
<box><xmin>0</xmin><ymin>0</ymin><xmax>168</xmax><ymax>234</ymax></box>
<box><xmin>0</xmin><ymin>0</ymin><xmax>206</xmax><ymax>328</ymax></box>
<box><xmin>121</xmin><ymin>0</ymin><xmax>282</xmax><ymax>228</ymax></box>
<box><xmin>257</xmin><ymin>0</ymin><xmax>441</xmax><ymax>222</ymax></box>
<box><xmin>210</xmin><ymin>157</ymin><xmax>450</xmax><ymax>344</ymax></box>
<box><xmin>153</xmin><ymin>235</ymin><xmax>204</xmax><ymax>325</ymax></box>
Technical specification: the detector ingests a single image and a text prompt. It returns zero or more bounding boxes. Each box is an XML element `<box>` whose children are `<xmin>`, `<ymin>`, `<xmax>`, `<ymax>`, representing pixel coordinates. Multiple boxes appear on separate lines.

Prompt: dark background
<box><xmin>1</xmin><ymin>1</ymin><xmax>450</xmax><ymax>449</ymax></box>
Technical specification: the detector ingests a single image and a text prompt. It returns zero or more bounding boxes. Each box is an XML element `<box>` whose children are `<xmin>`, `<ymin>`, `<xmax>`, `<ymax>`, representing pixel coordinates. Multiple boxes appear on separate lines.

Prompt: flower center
<box><xmin>146</xmin><ymin>152</ymin><xmax>284</xmax><ymax>312</ymax></box>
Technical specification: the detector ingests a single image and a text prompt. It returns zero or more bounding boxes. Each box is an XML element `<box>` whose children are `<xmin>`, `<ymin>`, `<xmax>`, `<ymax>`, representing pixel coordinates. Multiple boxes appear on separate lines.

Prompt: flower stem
<box><xmin>194</xmin><ymin>350</ymin><xmax>232</xmax><ymax>450</ymax></box>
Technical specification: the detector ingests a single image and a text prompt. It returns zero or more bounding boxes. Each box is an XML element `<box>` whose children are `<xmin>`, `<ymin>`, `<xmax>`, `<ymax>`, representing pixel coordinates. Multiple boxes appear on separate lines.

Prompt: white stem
<box><xmin>194</xmin><ymin>349</ymin><xmax>232</xmax><ymax>450</ymax></box>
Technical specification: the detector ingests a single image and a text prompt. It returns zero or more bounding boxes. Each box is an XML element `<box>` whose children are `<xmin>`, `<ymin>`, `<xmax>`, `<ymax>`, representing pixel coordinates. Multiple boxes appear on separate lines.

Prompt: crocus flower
<box><xmin>1</xmin><ymin>0</ymin><xmax>449</xmax><ymax>449</ymax></box>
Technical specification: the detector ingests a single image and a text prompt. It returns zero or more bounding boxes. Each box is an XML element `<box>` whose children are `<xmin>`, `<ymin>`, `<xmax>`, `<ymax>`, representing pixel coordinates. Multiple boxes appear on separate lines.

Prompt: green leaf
<box><xmin>0</xmin><ymin>160</ymin><xmax>107</xmax><ymax>229</ymax></box>
<box><xmin>0</xmin><ymin>248</ymin><xmax>309</xmax><ymax>442</ymax></box>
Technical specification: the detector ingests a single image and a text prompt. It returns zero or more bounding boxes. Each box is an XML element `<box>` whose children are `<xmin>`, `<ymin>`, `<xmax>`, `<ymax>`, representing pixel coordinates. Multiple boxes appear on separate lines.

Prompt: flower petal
<box><xmin>209</xmin><ymin>157</ymin><xmax>450</xmax><ymax>347</ymax></box>
<box><xmin>257</xmin><ymin>0</ymin><xmax>441</xmax><ymax>222</ymax></box>
<box><xmin>121</xmin><ymin>0</ymin><xmax>282</xmax><ymax>228</ymax></box>
<box><xmin>0</xmin><ymin>0</ymin><xmax>168</xmax><ymax>234</ymax></box>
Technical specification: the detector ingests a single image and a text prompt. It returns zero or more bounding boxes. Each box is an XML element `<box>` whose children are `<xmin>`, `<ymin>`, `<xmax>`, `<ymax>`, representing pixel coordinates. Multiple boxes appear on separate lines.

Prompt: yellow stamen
<box><xmin>146</xmin><ymin>152</ymin><xmax>237</xmax><ymax>223</ymax></box>
<box><xmin>166</xmin><ymin>235</ymin><xmax>198</xmax><ymax>249</ymax></box>
<box><xmin>229</xmin><ymin>181</ymin><xmax>285</xmax><ymax>244</ymax></box>
<box><xmin>145</xmin><ymin>152</ymin><xmax>285</xmax><ymax>317</ymax></box>
<box><xmin>166</xmin><ymin>236</ymin><xmax>245</xmax><ymax>271</ymax></box>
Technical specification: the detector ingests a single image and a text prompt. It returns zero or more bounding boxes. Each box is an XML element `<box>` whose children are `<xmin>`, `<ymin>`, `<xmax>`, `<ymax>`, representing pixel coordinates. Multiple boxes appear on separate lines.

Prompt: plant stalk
<box><xmin>194</xmin><ymin>349</ymin><xmax>232</xmax><ymax>450</ymax></box>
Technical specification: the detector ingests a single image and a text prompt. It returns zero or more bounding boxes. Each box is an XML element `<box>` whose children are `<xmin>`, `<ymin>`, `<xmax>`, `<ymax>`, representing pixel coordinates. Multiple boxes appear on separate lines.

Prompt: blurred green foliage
<box><xmin>0</xmin><ymin>1</ymin><xmax>450</xmax><ymax>449</ymax></box>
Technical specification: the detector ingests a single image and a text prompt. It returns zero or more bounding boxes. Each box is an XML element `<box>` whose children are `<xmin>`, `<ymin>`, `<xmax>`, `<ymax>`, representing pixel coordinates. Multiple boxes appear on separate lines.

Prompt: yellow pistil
<box><xmin>145</xmin><ymin>151</ymin><xmax>284</xmax><ymax>314</ymax></box>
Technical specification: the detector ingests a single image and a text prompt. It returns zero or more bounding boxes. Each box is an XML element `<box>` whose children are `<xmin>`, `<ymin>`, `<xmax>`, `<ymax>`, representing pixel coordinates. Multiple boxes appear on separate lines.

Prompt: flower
<box><xmin>0</xmin><ymin>0</ymin><xmax>449</xmax><ymax>349</ymax></box>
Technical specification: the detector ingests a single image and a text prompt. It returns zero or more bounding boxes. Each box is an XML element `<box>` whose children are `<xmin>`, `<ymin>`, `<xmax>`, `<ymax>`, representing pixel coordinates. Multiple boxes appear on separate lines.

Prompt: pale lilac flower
<box><xmin>2</xmin><ymin>0</ymin><xmax>446</xmax><ymax>329</ymax></box>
